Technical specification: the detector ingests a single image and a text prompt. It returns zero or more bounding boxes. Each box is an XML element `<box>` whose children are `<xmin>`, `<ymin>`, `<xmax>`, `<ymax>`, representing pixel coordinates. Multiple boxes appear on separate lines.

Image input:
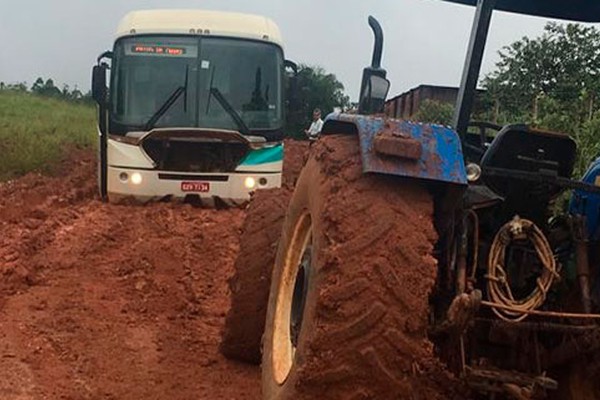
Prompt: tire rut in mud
<box><xmin>220</xmin><ymin>187</ymin><xmax>292</xmax><ymax>363</ymax></box>
<box><xmin>0</xmin><ymin>150</ymin><xmax>262</xmax><ymax>399</ymax></box>
<box><xmin>220</xmin><ymin>139</ymin><xmax>309</xmax><ymax>364</ymax></box>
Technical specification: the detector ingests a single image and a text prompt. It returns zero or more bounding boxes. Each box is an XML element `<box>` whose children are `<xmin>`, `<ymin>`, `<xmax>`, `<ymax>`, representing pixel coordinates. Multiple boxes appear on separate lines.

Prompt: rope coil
<box><xmin>486</xmin><ymin>216</ymin><xmax>558</xmax><ymax>322</ymax></box>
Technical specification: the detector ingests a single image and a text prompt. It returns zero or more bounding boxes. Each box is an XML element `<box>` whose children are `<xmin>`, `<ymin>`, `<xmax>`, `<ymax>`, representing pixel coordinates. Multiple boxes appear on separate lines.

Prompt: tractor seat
<box><xmin>480</xmin><ymin>124</ymin><xmax>576</xmax><ymax>200</ymax></box>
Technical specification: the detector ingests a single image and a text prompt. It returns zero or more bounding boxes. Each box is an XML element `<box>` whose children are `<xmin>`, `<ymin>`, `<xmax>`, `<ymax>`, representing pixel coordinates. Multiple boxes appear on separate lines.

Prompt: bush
<box><xmin>412</xmin><ymin>99</ymin><xmax>454</xmax><ymax>125</ymax></box>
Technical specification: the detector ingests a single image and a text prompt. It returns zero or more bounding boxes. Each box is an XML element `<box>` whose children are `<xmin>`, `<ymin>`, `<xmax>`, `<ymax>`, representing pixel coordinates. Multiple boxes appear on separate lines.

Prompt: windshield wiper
<box><xmin>209</xmin><ymin>87</ymin><xmax>251</xmax><ymax>136</ymax></box>
<box><xmin>144</xmin><ymin>66</ymin><xmax>189</xmax><ymax>131</ymax></box>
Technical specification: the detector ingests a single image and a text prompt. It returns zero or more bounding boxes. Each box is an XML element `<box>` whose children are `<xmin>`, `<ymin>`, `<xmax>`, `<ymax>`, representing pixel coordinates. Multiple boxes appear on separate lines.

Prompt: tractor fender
<box><xmin>322</xmin><ymin>113</ymin><xmax>467</xmax><ymax>186</ymax></box>
<box><xmin>570</xmin><ymin>156</ymin><xmax>600</xmax><ymax>240</ymax></box>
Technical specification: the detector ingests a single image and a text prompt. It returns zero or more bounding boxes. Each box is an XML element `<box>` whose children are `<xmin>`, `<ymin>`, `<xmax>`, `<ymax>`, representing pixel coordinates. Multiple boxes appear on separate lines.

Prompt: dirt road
<box><xmin>0</xmin><ymin>141</ymin><xmax>307</xmax><ymax>400</ymax></box>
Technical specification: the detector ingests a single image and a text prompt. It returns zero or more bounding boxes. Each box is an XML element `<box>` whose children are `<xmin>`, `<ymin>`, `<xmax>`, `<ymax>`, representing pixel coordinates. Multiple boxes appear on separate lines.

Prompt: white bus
<box><xmin>92</xmin><ymin>10</ymin><xmax>293</xmax><ymax>206</ymax></box>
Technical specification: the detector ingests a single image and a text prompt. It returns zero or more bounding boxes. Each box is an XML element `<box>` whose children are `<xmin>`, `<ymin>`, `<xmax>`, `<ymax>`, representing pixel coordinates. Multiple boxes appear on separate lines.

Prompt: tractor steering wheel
<box><xmin>468</xmin><ymin>121</ymin><xmax>502</xmax><ymax>149</ymax></box>
<box><xmin>462</xmin><ymin>121</ymin><xmax>503</xmax><ymax>162</ymax></box>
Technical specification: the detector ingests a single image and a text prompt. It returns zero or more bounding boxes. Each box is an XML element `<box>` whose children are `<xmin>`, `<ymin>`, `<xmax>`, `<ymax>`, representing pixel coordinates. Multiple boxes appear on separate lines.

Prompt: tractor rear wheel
<box><xmin>262</xmin><ymin>135</ymin><xmax>456</xmax><ymax>399</ymax></box>
<box><xmin>220</xmin><ymin>187</ymin><xmax>292</xmax><ymax>364</ymax></box>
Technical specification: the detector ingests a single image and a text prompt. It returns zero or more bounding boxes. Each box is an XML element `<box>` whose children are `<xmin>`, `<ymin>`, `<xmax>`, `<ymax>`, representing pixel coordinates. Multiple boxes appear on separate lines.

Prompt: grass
<box><xmin>0</xmin><ymin>91</ymin><xmax>96</xmax><ymax>181</ymax></box>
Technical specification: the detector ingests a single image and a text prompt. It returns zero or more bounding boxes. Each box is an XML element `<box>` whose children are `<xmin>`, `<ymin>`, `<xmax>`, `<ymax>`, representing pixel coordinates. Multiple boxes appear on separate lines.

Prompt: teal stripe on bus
<box><xmin>240</xmin><ymin>144</ymin><xmax>284</xmax><ymax>166</ymax></box>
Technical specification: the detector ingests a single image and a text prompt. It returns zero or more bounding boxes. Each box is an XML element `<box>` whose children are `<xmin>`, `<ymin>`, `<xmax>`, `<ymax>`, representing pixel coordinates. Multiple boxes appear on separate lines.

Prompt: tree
<box><xmin>31</xmin><ymin>77</ymin><xmax>61</xmax><ymax>98</ymax></box>
<box><xmin>482</xmin><ymin>23</ymin><xmax>600</xmax><ymax>177</ymax></box>
<box><xmin>286</xmin><ymin>64</ymin><xmax>350</xmax><ymax>139</ymax></box>
<box><xmin>31</xmin><ymin>77</ymin><xmax>45</xmax><ymax>93</ymax></box>
<box><xmin>3</xmin><ymin>82</ymin><xmax>27</xmax><ymax>92</ymax></box>
<box><xmin>482</xmin><ymin>23</ymin><xmax>600</xmax><ymax>127</ymax></box>
<box><xmin>25</xmin><ymin>77</ymin><xmax>92</xmax><ymax>104</ymax></box>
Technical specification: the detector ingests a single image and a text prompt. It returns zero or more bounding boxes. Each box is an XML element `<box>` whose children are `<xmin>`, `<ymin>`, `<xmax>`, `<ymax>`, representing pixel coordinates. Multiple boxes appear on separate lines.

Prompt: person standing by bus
<box><xmin>304</xmin><ymin>108</ymin><xmax>323</xmax><ymax>140</ymax></box>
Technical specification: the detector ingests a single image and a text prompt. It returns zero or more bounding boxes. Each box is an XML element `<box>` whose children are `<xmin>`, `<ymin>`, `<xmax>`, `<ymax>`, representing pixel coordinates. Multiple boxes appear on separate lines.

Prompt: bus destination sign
<box><xmin>131</xmin><ymin>45</ymin><xmax>186</xmax><ymax>56</ymax></box>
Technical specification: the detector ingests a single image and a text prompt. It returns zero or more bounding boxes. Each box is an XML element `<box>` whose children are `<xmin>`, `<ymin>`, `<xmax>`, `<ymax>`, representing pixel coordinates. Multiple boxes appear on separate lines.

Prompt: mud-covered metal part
<box><xmin>373</xmin><ymin>132</ymin><xmax>422</xmax><ymax>160</ymax></box>
<box><xmin>465</xmin><ymin>367</ymin><xmax>558</xmax><ymax>398</ymax></box>
<box><xmin>322</xmin><ymin>113</ymin><xmax>468</xmax><ymax>185</ymax></box>
<box><xmin>481</xmin><ymin>319</ymin><xmax>599</xmax><ymax>334</ymax></box>
<box><xmin>456</xmin><ymin>215</ymin><xmax>469</xmax><ymax>294</ymax></box>
<box><xmin>482</xmin><ymin>301</ymin><xmax>600</xmax><ymax>320</ymax></box>
<box><xmin>476</xmin><ymin>320</ymin><xmax>600</xmax><ymax>371</ymax></box>
<box><xmin>543</xmin><ymin>327</ymin><xmax>600</xmax><ymax>368</ymax></box>
<box><xmin>432</xmin><ymin>290</ymin><xmax>482</xmax><ymax>335</ymax></box>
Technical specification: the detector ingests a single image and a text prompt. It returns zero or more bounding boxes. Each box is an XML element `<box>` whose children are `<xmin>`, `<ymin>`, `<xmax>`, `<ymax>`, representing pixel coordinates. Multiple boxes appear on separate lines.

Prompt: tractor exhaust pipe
<box><xmin>368</xmin><ymin>16</ymin><xmax>384</xmax><ymax>69</ymax></box>
<box><xmin>358</xmin><ymin>16</ymin><xmax>390</xmax><ymax>115</ymax></box>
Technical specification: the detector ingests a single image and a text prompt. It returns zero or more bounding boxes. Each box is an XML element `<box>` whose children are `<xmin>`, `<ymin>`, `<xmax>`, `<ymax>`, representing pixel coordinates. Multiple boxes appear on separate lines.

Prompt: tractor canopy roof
<box><xmin>443</xmin><ymin>0</ymin><xmax>600</xmax><ymax>23</ymax></box>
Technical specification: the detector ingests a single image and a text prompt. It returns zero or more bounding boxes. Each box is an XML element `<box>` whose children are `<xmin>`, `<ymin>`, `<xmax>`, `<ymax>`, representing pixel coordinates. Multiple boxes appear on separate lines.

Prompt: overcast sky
<box><xmin>0</xmin><ymin>0</ymin><xmax>582</xmax><ymax>100</ymax></box>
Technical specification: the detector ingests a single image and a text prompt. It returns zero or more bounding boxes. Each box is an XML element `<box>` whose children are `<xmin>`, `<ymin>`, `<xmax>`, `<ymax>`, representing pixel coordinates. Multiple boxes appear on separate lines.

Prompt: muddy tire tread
<box><xmin>220</xmin><ymin>188</ymin><xmax>291</xmax><ymax>364</ymax></box>
<box><xmin>263</xmin><ymin>135</ymin><xmax>458</xmax><ymax>399</ymax></box>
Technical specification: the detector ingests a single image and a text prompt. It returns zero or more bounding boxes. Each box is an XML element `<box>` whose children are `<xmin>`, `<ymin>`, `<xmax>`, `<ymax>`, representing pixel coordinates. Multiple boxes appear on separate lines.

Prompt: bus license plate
<box><xmin>181</xmin><ymin>182</ymin><xmax>210</xmax><ymax>193</ymax></box>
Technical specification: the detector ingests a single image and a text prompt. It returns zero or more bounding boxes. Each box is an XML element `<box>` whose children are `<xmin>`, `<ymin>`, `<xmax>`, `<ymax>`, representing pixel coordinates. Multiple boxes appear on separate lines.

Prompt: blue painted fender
<box><xmin>570</xmin><ymin>156</ymin><xmax>600</xmax><ymax>240</ymax></box>
<box><xmin>323</xmin><ymin>113</ymin><xmax>467</xmax><ymax>186</ymax></box>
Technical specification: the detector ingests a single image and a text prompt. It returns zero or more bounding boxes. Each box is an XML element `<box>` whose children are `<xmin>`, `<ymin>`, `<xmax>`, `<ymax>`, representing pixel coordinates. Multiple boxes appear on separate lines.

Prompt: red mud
<box><xmin>219</xmin><ymin>139</ymin><xmax>308</xmax><ymax>364</ymax></box>
<box><xmin>0</xmin><ymin>137</ymin><xmax>455</xmax><ymax>400</ymax></box>
<box><xmin>282</xmin><ymin>139</ymin><xmax>309</xmax><ymax>189</ymax></box>
<box><xmin>0</xmin><ymin>151</ymin><xmax>260</xmax><ymax>399</ymax></box>
<box><xmin>220</xmin><ymin>186</ymin><xmax>292</xmax><ymax>364</ymax></box>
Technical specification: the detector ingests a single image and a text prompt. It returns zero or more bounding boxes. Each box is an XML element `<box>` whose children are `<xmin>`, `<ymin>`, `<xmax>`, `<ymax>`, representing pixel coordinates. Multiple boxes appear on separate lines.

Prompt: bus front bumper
<box><xmin>107</xmin><ymin>166</ymin><xmax>282</xmax><ymax>206</ymax></box>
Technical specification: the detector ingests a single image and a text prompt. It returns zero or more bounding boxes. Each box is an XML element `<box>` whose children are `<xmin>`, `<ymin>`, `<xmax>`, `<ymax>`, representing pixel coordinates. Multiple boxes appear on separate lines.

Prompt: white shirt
<box><xmin>307</xmin><ymin>118</ymin><xmax>323</xmax><ymax>138</ymax></box>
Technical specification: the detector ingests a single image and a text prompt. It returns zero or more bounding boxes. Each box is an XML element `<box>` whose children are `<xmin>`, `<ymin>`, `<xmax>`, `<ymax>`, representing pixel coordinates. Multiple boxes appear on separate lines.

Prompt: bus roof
<box><xmin>115</xmin><ymin>10</ymin><xmax>284</xmax><ymax>48</ymax></box>
<box><xmin>443</xmin><ymin>0</ymin><xmax>600</xmax><ymax>23</ymax></box>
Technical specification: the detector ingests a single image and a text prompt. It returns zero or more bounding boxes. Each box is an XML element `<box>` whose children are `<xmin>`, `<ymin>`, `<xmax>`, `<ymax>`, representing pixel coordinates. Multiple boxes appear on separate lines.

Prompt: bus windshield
<box><xmin>110</xmin><ymin>36</ymin><xmax>284</xmax><ymax>135</ymax></box>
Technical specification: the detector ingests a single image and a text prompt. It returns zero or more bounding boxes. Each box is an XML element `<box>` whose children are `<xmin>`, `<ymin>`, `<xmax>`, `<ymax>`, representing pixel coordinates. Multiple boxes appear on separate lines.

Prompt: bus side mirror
<box><xmin>283</xmin><ymin>60</ymin><xmax>302</xmax><ymax>124</ymax></box>
<box><xmin>284</xmin><ymin>60</ymin><xmax>298</xmax><ymax>75</ymax></box>
<box><xmin>92</xmin><ymin>51</ymin><xmax>112</xmax><ymax>105</ymax></box>
<box><xmin>92</xmin><ymin>64</ymin><xmax>108</xmax><ymax>105</ymax></box>
<box><xmin>284</xmin><ymin>60</ymin><xmax>299</xmax><ymax>101</ymax></box>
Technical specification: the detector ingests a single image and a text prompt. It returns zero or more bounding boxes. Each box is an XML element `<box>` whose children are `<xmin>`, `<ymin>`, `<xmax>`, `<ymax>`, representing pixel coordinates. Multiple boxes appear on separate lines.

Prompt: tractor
<box><xmin>222</xmin><ymin>1</ymin><xmax>600</xmax><ymax>398</ymax></box>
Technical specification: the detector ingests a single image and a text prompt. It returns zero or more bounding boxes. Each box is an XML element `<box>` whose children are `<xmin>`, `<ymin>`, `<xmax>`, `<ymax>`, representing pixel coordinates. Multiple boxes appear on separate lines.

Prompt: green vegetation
<box><xmin>0</xmin><ymin>64</ymin><xmax>348</xmax><ymax>180</ymax></box>
<box><xmin>412</xmin><ymin>23</ymin><xmax>600</xmax><ymax>178</ymax></box>
<box><xmin>285</xmin><ymin>64</ymin><xmax>350</xmax><ymax>139</ymax></box>
<box><xmin>413</xmin><ymin>99</ymin><xmax>454</xmax><ymax>126</ymax></box>
<box><xmin>0</xmin><ymin>90</ymin><xmax>96</xmax><ymax>181</ymax></box>
<box><xmin>1</xmin><ymin>77</ymin><xmax>92</xmax><ymax>104</ymax></box>
<box><xmin>481</xmin><ymin>22</ymin><xmax>600</xmax><ymax>177</ymax></box>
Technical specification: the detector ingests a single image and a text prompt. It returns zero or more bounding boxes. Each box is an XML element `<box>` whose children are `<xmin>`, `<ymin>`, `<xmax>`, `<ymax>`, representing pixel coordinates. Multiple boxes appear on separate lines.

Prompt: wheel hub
<box><xmin>290</xmin><ymin>244</ymin><xmax>311</xmax><ymax>348</ymax></box>
<box><xmin>271</xmin><ymin>213</ymin><xmax>312</xmax><ymax>385</ymax></box>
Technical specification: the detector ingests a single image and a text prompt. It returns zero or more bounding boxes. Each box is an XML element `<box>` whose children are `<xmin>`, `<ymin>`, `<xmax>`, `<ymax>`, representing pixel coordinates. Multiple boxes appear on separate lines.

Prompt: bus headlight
<box><xmin>244</xmin><ymin>177</ymin><xmax>256</xmax><ymax>189</ymax></box>
<box><xmin>131</xmin><ymin>172</ymin><xmax>143</xmax><ymax>185</ymax></box>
